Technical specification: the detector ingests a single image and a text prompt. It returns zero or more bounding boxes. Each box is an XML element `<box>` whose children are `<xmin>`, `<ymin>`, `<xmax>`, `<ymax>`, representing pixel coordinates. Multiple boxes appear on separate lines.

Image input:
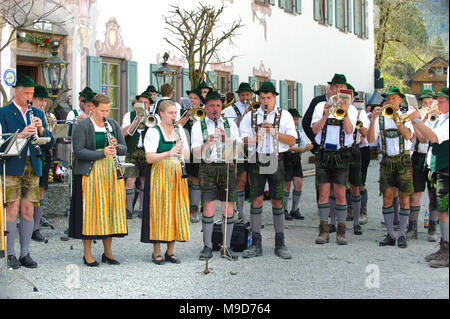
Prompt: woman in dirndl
<box><xmin>0</xmin><ymin>175</ymin><xmax>5</xmax><ymax>256</ymax></box>
<box><xmin>69</xmin><ymin>94</ymin><xmax>128</xmax><ymax>267</ymax></box>
<box><xmin>141</xmin><ymin>99</ymin><xmax>190</xmax><ymax>265</ymax></box>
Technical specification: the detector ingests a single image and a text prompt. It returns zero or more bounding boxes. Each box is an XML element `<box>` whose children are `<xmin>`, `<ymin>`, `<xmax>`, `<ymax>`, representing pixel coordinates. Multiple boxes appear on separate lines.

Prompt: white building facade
<box><xmin>1</xmin><ymin>0</ymin><xmax>374</xmax><ymax>133</ymax></box>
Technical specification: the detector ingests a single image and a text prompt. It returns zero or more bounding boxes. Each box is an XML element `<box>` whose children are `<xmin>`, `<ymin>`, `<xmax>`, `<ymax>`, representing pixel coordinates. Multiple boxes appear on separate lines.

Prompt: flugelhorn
<box><xmin>380</xmin><ymin>104</ymin><xmax>396</xmax><ymax>118</ymax></box>
<box><xmin>329</xmin><ymin>95</ymin><xmax>347</xmax><ymax>120</ymax></box>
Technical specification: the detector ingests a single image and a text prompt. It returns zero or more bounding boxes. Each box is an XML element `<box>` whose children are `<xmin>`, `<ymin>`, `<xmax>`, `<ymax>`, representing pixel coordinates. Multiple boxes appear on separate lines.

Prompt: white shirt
<box><xmin>66</xmin><ymin>107</ymin><xmax>86</xmax><ymax>122</ymax></box>
<box><xmin>224</xmin><ymin>101</ymin><xmax>248</xmax><ymax>124</ymax></box>
<box><xmin>371</xmin><ymin>110</ymin><xmax>414</xmax><ymax>156</ymax></box>
<box><xmin>91</xmin><ymin>118</ymin><xmax>113</xmax><ymax>133</ymax></box>
<box><xmin>121</xmin><ymin>111</ymin><xmax>148</xmax><ymax>148</ymax></box>
<box><xmin>311</xmin><ymin>101</ymin><xmax>358</xmax><ymax>149</ymax></box>
<box><xmin>411</xmin><ymin>137</ymin><xmax>429</xmax><ymax>154</ymax></box>
<box><xmin>240</xmin><ymin>106</ymin><xmax>297</xmax><ymax>154</ymax></box>
<box><xmin>191</xmin><ymin>116</ymin><xmax>242</xmax><ymax>162</ymax></box>
<box><xmin>426</xmin><ymin>112</ymin><xmax>449</xmax><ymax>168</ymax></box>
<box><xmin>144</xmin><ymin>124</ymin><xmax>189</xmax><ymax>154</ymax></box>
<box><xmin>357</xmin><ymin>110</ymin><xmax>371</xmax><ymax>147</ymax></box>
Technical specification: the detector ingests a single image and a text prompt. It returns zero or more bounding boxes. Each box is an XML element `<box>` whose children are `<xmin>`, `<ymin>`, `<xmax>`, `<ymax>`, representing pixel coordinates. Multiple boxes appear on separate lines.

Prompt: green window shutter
<box><xmin>248</xmin><ymin>76</ymin><xmax>257</xmax><ymax>89</ymax></box>
<box><xmin>279</xmin><ymin>80</ymin><xmax>287</xmax><ymax>109</ymax></box>
<box><xmin>335</xmin><ymin>0</ymin><xmax>343</xmax><ymax>30</ymax></box>
<box><xmin>363</xmin><ymin>0</ymin><xmax>369</xmax><ymax>39</ymax></box>
<box><xmin>364</xmin><ymin>92</ymin><xmax>370</xmax><ymax>105</ymax></box>
<box><xmin>296</xmin><ymin>82</ymin><xmax>303</xmax><ymax>129</ymax></box>
<box><xmin>149</xmin><ymin>64</ymin><xmax>159</xmax><ymax>87</ymax></box>
<box><xmin>270</xmin><ymin>78</ymin><xmax>277</xmax><ymax>88</ymax></box>
<box><xmin>314</xmin><ymin>85</ymin><xmax>322</xmax><ymax>97</ymax></box>
<box><xmin>207</xmin><ymin>71</ymin><xmax>217</xmax><ymax>90</ymax></box>
<box><xmin>126</xmin><ymin>61</ymin><xmax>138</xmax><ymax>112</ymax></box>
<box><xmin>327</xmin><ymin>0</ymin><xmax>333</xmax><ymax>26</ymax></box>
<box><xmin>313</xmin><ymin>0</ymin><xmax>321</xmax><ymax>21</ymax></box>
<box><xmin>346</xmin><ymin>0</ymin><xmax>352</xmax><ymax>32</ymax></box>
<box><xmin>295</xmin><ymin>0</ymin><xmax>302</xmax><ymax>14</ymax></box>
<box><xmin>231</xmin><ymin>74</ymin><xmax>239</xmax><ymax>92</ymax></box>
<box><xmin>268</xmin><ymin>0</ymin><xmax>276</xmax><ymax>5</ymax></box>
<box><xmin>181</xmin><ymin>68</ymin><xmax>191</xmax><ymax>97</ymax></box>
<box><xmin>354</xmin><ymin>0</ymin><xmax>362</xmax><ymax>37</ymax></box>
<box><xmin>87</xmin><ymin>56</ymin><xmax>102</xmax><ymax>93</ymax></box>
<box><xmin>279</xmin><ymin>0</ymin><xmax>285</xmax><ymax>9</ymax></box>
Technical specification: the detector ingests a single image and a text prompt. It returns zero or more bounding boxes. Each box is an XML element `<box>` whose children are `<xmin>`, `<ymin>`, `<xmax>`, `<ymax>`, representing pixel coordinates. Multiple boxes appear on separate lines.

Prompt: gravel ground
<box><xmin>1</xmin><ymin>160</ymin><xmax>448</xmax><ymax>299</ymax></box>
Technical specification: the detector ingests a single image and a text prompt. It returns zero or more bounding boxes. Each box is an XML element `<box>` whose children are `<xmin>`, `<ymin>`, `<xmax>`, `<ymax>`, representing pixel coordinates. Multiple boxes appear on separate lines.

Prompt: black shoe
<box><xmin>7</xmin><ymin>255</ymin><xmax>21</xmax><ymax>269</ymax></box>
<box><xmin>0</xmin><ymin>250</ymin><xmax>4</xmax><ymax>258</ymax></box>
<box><xmin>290</xmin><ymin>209</ymin><xmax>305</xmax><ymax>220</ymax></box>
<box><xmin>83</xmin><ymin>256</ymin><xmax>99</xmax><ymax>267</ymax></box>
<box><xmin>397</xmin><ymin>235</ymin><xmax>408</xmax><ymax>248</ymax></box>
<box><xmin>220</xmin><ymin>247</ymin><xmax>238</xmax><ymax>260</ymax></box>
<box><xmin>32</xmin><ymin>229</ymin><xmax>45</xmax><ymax>242</ymax></box>
<box><xmin>152</xmin><ymin>254</ymin><xmax>165</xmax><ymax>265</ymax></box>
<box><xmin>353</xmin><ymin>225</ymin><xmax>363</xmax><ymax>235</ymax></box>
<box><xmin>126</xmin><ymin>210</ymin><xmax>133</xmax><ymax>220</ymax></box>
<box><xmin>199</xmin><ymin>246</ymin><xmax>213</xmax><ymax>261</ymax></box>
<box><xmin>19</xmin><ymin>253</ymin><xmax>38</xmax><ymax>268</ymax></box>
<box><xmin>379</xmin><ymin>234</ymin><xmax>396</xmax><ymax>246</ymax></box>
<box><xmin>329</xmin><ymin>224</ymin><xmax>336</xmax><ymax>233</ymax></box>
<box><xmin>284</xmin><ymin>210</ymin><xmax>293</xmax><ymax>220</ymax></box>
<box><xmin>164</xmin><ymin>251</ymin><xmax>181</xmax><ymax>264</ymax></box>
<box><xmin>101</xmin><ymin>253</ymin><xmax>120</xmax><ymax>265</ymax></box>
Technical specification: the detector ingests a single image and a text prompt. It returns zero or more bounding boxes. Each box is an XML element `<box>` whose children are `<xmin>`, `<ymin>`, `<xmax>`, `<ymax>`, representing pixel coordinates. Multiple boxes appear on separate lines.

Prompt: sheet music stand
<box><xmin>0</xmin><ymin>131</ymin><xmax>38</xmax><ymax>293</ymax></box>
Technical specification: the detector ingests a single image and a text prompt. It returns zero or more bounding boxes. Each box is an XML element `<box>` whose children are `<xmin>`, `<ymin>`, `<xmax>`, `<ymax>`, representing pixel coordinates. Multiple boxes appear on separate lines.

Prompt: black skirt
<box><xmin>68</xmin><ymin>175</ymin><xmax>128</xmax><ymax>240</ymax></box>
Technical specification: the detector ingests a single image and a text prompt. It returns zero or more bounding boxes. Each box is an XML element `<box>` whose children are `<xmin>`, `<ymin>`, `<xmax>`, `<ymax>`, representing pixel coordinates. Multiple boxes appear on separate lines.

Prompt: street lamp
<box><xmin>153</xmin><ymin>52</ymin><xmax>177</xmax><ymax>91</ymax></box>
<box><xmin>40</xmin><ymin>40</ymin><xmax>69</xmax><ymax>97</ymax></box>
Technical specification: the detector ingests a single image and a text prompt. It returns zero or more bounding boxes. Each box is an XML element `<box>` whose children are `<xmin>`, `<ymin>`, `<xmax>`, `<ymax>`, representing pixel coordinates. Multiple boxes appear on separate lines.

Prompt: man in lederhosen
<box><xmin>368</xmin><ymin>86</ymin><xmax>414</xmax><ymax>248</ymax></box>
<box><xmin>121</xmin><ymin>91</ymin><xmax>154</xmax><ymax>219</ymax></box>
<box><xmin>223</xmin><ymin>82</ymin><xmax>253</xmax><ymax>223</ymax></box>
<box><xmin>311</xmin><ymin>77</ymin><xmax>358</xmax><ymax>245</ymax></box>
<box><xmin>192</xmin><ymin>91</ymin><xmax>242</xmax><ymax>260</ymax></box>
<box><xmin>240</xmin><ymin>81</ymin><xmax>297</xmax><ymax>259</ymax></box>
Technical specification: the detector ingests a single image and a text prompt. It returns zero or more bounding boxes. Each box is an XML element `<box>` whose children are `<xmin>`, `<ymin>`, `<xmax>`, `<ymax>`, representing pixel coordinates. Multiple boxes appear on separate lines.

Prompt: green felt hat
<box><xmin>136</xmin><ymin>91</ymin><xmax>154</xmax><ymax>103</ymax></box>
<box><xmin>205</xmin><ymin>90</ymin><xmax>223</xmax><ymax>102</ymax></box>
<box><xmin>236</xmin><ymin>82</ymin><xmax>253</xmax><ymax>94</ymax></box>
<box><xmin>327</xmin><ymin>73</ymin><xmax>347</xmax><ymax>85</ymax></box>
<box><xmin>83</xmin><ymin>91</ymin><xmax>97</xmax><ymax>103</ymax></box>
<box><xmin>346</xmin><ymin>83</ymin><xmax>358</xmax><ymax>98</ymax></box>
<box><xmin>186</xmin><ymin>88</ymin><xmax>205</xmax><ymax>104</ymax></box>
<box><xmin>382</xmin><ymin>86</ymin><xmax>405</xmax><ymax>99</ymax></box>
<box><xmin>288</xmin><ymin>108</ymin><xmax>300</xmax><ymax>118</ymax></box>
<box><xmin>434</xmin><ymin>87</ymin><xmax>449</xmax><ymax>98</ymax></box>
<box><xmin>197</xmin><ymin>81</ymin><xmax>212</xmax><ymax>90</ymax></box>
<box><xmin>13</xmin><ymin>74</ymin><xmax>36</xmax><ymax>88</ymax></box>
<box><xmin>145</xmin><ymin>85</ymin><xmax>159</xmax><ymax>93</ymax></box>
<box><xmin>33</xmin><ymin>85</ymin><xmax>49</xmax><ymax>99</ymax></box>
<box><xmin>254</xmin><ymin>81</ymin><xmax>279</xmax><ymax>96</ymax></box>
<box><xmin>79</xmin><ymin>87</ymin><xmax>93</xmax><ymax>99</ymax></box>
<box><xmin>419</xmin><ymin>89</ymin><xmax>435</xmax><ymax>100</ymax></box>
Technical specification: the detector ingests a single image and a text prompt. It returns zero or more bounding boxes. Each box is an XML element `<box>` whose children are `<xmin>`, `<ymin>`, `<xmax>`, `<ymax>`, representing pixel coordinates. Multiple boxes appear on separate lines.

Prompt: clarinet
<box><xmin>213</xmin><ymin>111</ymin><xmax>222</xmax><ymax>161</ymax></box>
<box><xmin>27</xmin><ymin>101</ymin><xmax>43</xmax><ymax>158</ymax></box>
<box><xmin>103</xmin><ymin>117</ymin><xmax>124</xmax><ymax>179</ymax></box>
<box><xmin>172</xmin><ymin>120</ymin><xmax>188</xmax><ymax>178</ymax></box>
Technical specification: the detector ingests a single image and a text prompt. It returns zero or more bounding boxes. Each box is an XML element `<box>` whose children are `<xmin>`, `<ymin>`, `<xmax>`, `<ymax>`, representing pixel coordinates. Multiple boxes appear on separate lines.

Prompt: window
<box><xmin>286</xmin><ymin>81</ymin><xmax>295</xmax><ymax>109</ymax></box>
<box><xmin>423</xmin><ymin>83</ymin><xmax>433</xmax><ymax>91</ymax></box>
<box><xmin>216</xmin><ymin>72</ymin><xmax>230</xmax><ymax>95</ymax></box>
<box><xmin>435</xmin><ymin>67</ymin><xmax>443</xmax><ymax>75</ymax></box>
<box><xmin>256</xmin><ymin>76</ymin><xmax>268</xmax><ymax>90</ymax></box>
<box><xmin>101</xmin><ymin>58</ymin><xmax>121</xmax><ymax>121</ymax></box>
<box><xmin>314</xmin><ymin>0</ymin><xmax>331</xmax><ymax>25</ymax></box>
<box><xmin>255</xmin><ymin>0</ymin><xmax>270</xmax><ymax>5</ymax></box>
<box><xmin>336</xmin><ymin>0</ymin><xmax>351</xmax><ymax>31</ymax></box>
<box><xmin>285</xmin><ymin>0</ymin><xmax>294</xmax><ymax>13</ymax></box>
<box><xmin>354</xmin><ymin>0</ymin><xmax>368</xmax><ymax>38</ymax></box>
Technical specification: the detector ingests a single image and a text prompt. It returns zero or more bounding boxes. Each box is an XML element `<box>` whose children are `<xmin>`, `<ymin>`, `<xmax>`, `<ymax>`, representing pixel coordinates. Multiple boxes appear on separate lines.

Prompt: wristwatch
<box><xmin>413</xmin><ymin>118</ymin><xmax>420</xmax><ymax>124</ymax></box>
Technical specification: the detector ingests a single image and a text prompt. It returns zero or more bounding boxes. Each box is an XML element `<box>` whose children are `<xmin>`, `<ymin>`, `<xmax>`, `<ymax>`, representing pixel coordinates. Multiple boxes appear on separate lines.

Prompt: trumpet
<box><xmin>193</xmin><ymin>107</ymin><xmax>206</xmax><ymax>121</ymax></box>
<box><xmin>329</xmin><ymin>95</ymin><xmax>347</xmax><ymax>120</ymax></box>
<box><xmin>380</xmin><ymin>104</ymin><xmax>396</xmax><ymax>118</ymax></box>
<box><xmin>103</xmin><ymin>117</ymin><xmax>124</xmax><ymax>179</ymax></box>
<box><xmin>421</xmin><ymin>100</ymin><xmax>440</xmax><ymax>124</ymax></box>
<box><xmin>127</xmin><ymin>103</ymin><xmax>156</xmax><ymax>136</ymax></box>
<box><xmin>45</xmin><ymin>112</ymin><xmax>57</xmax><ymax>132</ymax></box>
<box><xmin>356</xmin><ymin>120</ymin><xmax>363</xmax><ymax>130</ymax></box>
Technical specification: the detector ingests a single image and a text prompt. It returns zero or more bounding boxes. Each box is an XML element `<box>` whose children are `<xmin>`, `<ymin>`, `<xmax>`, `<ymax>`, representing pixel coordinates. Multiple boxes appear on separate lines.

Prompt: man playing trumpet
<box><xmin>368</xmin><ymin>86</ymin><xmax>414</xmax><ymax>248</ymax></box>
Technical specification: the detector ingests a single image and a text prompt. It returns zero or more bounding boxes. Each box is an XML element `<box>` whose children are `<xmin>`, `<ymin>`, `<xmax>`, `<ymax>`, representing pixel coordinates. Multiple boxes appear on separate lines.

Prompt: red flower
<box><xmin>44</xmin><ymin>38</ymin><xmax>50</xmax><ymax>45</ymax></box>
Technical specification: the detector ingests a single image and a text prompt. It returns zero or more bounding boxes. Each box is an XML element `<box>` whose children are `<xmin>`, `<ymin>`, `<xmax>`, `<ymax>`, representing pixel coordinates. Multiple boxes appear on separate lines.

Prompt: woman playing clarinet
<box><xmin>141</xmin><ymin>99</ymin><xmax>190</xmax><ymax>265</ymax></box>
<box><xmin>69</xmin><ymin>94</ymin><xmax>128</xmax><ymax>267</ymax></box>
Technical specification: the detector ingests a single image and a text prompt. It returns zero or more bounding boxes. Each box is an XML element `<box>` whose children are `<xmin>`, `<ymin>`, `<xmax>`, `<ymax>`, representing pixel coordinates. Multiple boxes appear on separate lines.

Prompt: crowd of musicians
<box><xmin>0</xmin><ymin>72</ymin><xmax>448</xmax><ymax>270</ymax></box>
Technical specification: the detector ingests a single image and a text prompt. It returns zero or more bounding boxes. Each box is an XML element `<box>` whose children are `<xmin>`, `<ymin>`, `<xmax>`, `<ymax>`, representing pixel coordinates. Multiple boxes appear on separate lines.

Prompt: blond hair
<box><xmin>92</xmin><ymin>94</ymin><xmax>110</xmax><ymax>107</ymax></box>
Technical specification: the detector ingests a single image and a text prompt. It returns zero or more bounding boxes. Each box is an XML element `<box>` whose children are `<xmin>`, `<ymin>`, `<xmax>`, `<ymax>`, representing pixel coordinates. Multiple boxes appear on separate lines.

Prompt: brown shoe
<box><xmin>425</xmin><ymin>239</ymin><xmax>444</xmax><ymax>262</ymax></box>
<box><xmin>336</xmin><ymin>222</ymin><xmax>347</xmax><ymax>245</ymax></box>
<box><xmin>359</xmin><ymin>206</ymin><xmax>368</xmax><ymax>225</ymax></box>
<box><xmin>429</xmin><ymin>242</ymin><xmax>449</xmax><ymax>268</ymax></box>
<box><xmin>315</xmin><ymin>221</ymin><xmax>329</xmax><ymax>244</ymax></box>
<box><xmin>346</xmin><ymin>205</ymin><xmax>353</xmax><ymax>221</ymax></box>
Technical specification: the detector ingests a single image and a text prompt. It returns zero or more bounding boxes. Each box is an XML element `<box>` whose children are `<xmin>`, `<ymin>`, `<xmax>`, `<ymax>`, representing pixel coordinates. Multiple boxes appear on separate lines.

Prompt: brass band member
<box><xmin>145</xmin><ymin>85</ymin><xmax>159</xmax><ymax>114</ymax></box>
<box><xmin>69</xmin><ymin>94</ymin><xmax>128</xmax><ymax>266</ymax></box>
<box><xmin>31</xmin><ymin>85</ymin><xmax>53</xmax><ymax>242</ymax></box>
<box><xmin>0</xmin><ymin>74</ymin><xmax>54</xmax><ymax>269</ymax></box>
<box><xmin>141</xmin><ymin>99</ymin><xmax>190</xmax><ymax>265</ymax></box>
<box><xmin>240</xmin><ymin>81</ymin><xmax>297</xmax><ymax>259</ymax></box>
<box><xmin>283</xmin><ymin>109</ymin><xmax>313</xmax><ymax>220</ymax></box>
<box><xmin>223</xmin><ymin>82</ymin><xmax>253</xmax><ymax>223</ymax></box>
<box><xmin>406</xmin><ymin>89</ymin><xmax>438</xmax><ymax>241</ymax></box>
<box><xmin>66</xmin><ymin>87</ymin><xmax>94</xmax><ymax>122</ymax></box>
<box><xmin>311</xmin><ymin>75</ymin><xmax>357</xmax><ymax>245</ymax></box>
<box><xmin>184</xmin><ymin>87</ymin><xmax>205</xmax><ymax>223</ymax></box>
<box><xmin>368</xmin><ymin>86</ymin><xmax>414</xmax><ymax>248</ymax></box>
<box><xmin>192</xmin><ymin>91</ymin><xmax>242</xmax><ymax>260</ymax></box>
<box><xmin>121</xmin><ymin>91</ymin><xmax>154</xmax><ymax>219</ymax></box>
<box><xmin>410</xmin><ymin>87</ymin><xmax>449</xmax><ymax>268</ymax></box>
<box><xmin>197</xmin><ymin>81</ymin><xmax>213</xmax><ymax>100</ymax></box>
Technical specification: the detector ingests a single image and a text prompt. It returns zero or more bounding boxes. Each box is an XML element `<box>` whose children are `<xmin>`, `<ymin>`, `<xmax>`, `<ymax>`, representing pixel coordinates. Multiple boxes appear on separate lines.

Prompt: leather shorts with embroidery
<box><xmin>379</xmin><ymin>154</ymin><xmax>413</xmax><ymax>194</ymax></box>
